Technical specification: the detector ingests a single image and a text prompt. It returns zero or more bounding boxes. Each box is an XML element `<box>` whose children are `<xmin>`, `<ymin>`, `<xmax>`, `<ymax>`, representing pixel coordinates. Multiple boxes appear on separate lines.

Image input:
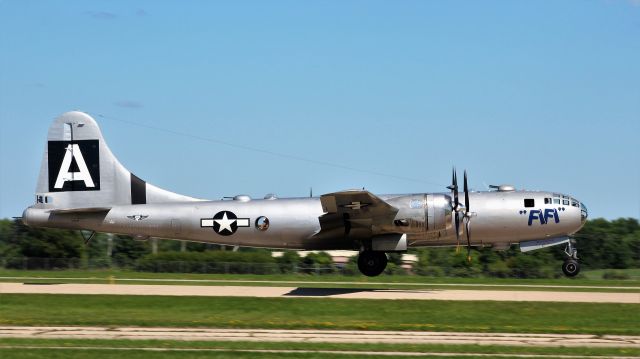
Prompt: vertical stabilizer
<box><xmin>33</xmin><ymin>111</ymin><xmax>201</xmax><ymax>210</ymax></box>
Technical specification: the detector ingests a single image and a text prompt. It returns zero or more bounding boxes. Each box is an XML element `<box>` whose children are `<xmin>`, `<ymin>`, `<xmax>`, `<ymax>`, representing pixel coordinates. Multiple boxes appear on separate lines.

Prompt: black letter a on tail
<box><xmin>48</xmin><ymin>140</ymin><xmax>100</xmax><ymax>192</ymax></box>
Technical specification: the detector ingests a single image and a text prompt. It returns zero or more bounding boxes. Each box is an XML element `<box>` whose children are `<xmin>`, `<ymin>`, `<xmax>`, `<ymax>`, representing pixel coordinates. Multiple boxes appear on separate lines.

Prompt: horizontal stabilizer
<box><xmin>47</xmin><ymin>207</ymin><xmax>111</xmax><ymax>214</ymax></box>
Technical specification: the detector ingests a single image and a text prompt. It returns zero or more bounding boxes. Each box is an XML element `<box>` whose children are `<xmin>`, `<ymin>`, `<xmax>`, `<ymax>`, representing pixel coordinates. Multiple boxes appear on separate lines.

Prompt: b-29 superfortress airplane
<box><xmin>22</xmin><ymin>111</ymin><xmax>589</xmax><ymax>277</ymax></box>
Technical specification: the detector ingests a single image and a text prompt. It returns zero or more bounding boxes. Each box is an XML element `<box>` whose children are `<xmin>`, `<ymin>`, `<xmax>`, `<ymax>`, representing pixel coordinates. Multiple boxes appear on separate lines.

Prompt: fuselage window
<box><xmin>553</xmin><ymin>198</ymin><xmax>560</xmax><ymax>204</ymax></box>
<box><xmin>544</xmin><ymin>198</ymin><xmax>552</xmax><ymax>204</ymax></box>
<box><xmin>255</xmin><ymin>216</ymin><xmax>270</xmax><ymax>231</ymax></box>
<box><xmin>524</xmin><ymin>199</ymin><xmax>535</xmax><ymax>208</ymax></box>
<box><xmin>562</xmin><ymin>199</ymin><xmax>570</xmax><ymax>205</ymax></box>
<box><xmin>571</xmin><ymin>201</ymin><xmax>579</xmax><ymax>207</ymax></box>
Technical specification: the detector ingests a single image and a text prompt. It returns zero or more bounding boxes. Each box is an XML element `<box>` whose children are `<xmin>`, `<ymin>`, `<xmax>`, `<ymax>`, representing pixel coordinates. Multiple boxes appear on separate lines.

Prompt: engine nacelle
<box><xmin>387</xmin><ymin>194</ymin><xmax>453</xmax><ymax>233</ymax></box>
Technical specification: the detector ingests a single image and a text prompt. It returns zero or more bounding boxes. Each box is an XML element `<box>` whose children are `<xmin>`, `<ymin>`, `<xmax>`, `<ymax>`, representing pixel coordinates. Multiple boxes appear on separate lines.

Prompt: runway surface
<box><xmin>3</xmin><ymin>276</ymin><xmax>639</xmax><ymax>290</ymax></box>
<box><xmin>1</xmin><ymin>326</ymin><xmax>639</xmax><ymax>348</ymax></box>
<box><xmin>1</xmin><ymin>282</ymin><xmax>639</xmax><ymax>303</ymax></box>
<box><xmin>1</xmin><ymin>346</ymin><xmax>639</xmax><ymax>359</ymax></box>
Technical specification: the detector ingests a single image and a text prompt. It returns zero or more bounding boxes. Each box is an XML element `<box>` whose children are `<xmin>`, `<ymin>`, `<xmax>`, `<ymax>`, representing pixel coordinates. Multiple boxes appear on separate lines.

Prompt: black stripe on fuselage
<box><xmin>130</xmin><ymin>173</ymin><xmax>146</xmax><ymax>205</ymax></box>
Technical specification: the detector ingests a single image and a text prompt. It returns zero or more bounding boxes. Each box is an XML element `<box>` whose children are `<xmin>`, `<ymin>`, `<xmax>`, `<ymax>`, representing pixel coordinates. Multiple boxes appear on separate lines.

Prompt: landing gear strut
<box><xmin>357</xmin><ymin>251</ymin><xmax>388</xmax><ymax>277</ymax></box>
<box><xmin>562</xmin><ymin>240</ymin><xmax>580</xmax><ymax>277</ymax></box>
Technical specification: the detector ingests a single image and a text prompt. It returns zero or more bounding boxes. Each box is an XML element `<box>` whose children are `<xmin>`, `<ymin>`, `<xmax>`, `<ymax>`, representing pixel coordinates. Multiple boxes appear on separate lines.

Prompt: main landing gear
<box><xmin>357</xmin><ymin>250</ymin><xmax>388</xmax><ymax>277</ymax></box>
<box><xmin>562</xmin><ymin>240</ymin><xmax>580</xmax><ymax>277</ymax></box>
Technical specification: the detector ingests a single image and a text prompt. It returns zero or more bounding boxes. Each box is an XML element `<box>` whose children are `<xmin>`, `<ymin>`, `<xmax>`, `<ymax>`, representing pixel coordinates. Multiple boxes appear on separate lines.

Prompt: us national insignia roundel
<box><xmin>200</xmin><ymin>211</ymin><xmax>250</xmax><ymax>236</ymax></box>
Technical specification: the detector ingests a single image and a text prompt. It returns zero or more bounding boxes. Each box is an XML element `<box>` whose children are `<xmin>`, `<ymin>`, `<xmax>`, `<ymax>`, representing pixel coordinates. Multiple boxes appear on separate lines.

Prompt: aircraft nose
<box><xmin>579</xmin><ymin>201</ymin><xmax>588</xmax><ymax>224</ymax></box>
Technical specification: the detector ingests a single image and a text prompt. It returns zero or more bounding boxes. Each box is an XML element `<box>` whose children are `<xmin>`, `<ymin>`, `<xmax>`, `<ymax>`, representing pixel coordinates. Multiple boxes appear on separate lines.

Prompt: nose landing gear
<box><xmin>357</xmin><ymin>250</ymin><xmax>388</xmax><ymax>277</ymax></box>
<box><xmin>562</xmin><ymin>240</ymin><xmax>580</xmax><ymax>277</ymax></box>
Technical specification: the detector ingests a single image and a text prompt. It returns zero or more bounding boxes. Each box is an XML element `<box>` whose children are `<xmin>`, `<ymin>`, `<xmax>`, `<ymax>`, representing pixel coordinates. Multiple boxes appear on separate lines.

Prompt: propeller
<box><xmin>447</xmin><ymin>168</ymin><xmax>474</xmax><ymax>261</ymax></box>
<box><xmin>463</xmin><ymin>170</ymin><xmax>472</xmax><ymax>262</ymax></box>
<box><xmin>446</xmin><ymin>168</ymin><xmax>461</xmax><ymax>252</ymax></box>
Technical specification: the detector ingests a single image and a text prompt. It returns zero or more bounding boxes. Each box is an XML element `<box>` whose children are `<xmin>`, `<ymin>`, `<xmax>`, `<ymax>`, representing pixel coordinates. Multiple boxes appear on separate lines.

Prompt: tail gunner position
<box><xmin>22</xmin><ymin>111</ymin><xmax>589</xmax><ymax>277</ymax></box>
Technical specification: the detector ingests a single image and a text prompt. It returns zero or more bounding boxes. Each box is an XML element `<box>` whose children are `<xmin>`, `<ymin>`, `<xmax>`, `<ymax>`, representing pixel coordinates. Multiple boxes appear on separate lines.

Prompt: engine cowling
<box><xmin>387</xmin><ymin>194</ymin><xmax>453</xmax><ymax>233</ymax></box>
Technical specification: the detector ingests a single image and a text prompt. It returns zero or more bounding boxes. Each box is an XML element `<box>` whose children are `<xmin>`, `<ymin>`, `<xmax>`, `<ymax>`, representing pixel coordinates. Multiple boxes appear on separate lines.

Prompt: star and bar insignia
<box><xmin>201</xmin><ymin>211</ymin><xmax>250</xmax><ymax>236</ymax></box>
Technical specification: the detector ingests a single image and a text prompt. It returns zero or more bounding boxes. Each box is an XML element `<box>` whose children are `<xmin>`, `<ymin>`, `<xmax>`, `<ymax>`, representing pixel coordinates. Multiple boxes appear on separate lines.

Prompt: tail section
<box><xmin>33</xmin><ymin>111</ymin><xmax>200</xmax><ymax>211</ymax></box>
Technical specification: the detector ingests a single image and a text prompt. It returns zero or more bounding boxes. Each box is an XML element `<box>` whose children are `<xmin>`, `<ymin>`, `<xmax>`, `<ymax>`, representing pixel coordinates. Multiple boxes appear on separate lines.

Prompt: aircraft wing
<box><xmin>316</xmin><ymin>190</ymin><xmax>398</xmax><ymax>239</ymax></box>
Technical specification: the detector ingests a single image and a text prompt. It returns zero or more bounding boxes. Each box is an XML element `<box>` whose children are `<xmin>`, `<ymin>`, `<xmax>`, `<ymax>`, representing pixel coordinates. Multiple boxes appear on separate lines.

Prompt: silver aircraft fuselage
<box><xmin>24</xmin><ymin>190</ymin><xmax>587</xmax><ymax>250</ymax></box>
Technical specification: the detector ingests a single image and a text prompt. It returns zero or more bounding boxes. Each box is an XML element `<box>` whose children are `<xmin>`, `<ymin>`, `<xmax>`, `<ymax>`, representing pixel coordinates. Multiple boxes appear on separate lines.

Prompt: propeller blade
<box><xmin>463</xmin><ymin>170</ymin><xmax>471</xmax><ymax>262</ymax></box>
<box><xmin>453</xmin><ymin>169</ymin><xmax>459</xmax><ymax>210</ymax></box>
<box><xmin>447</xmin><ymin>169</ymin><xmax>459</xmax><ymax>209</ymax></box>
<box><xmin>464</xmin><ymin>170</ymin><xmax>470</xmax><ymax>214</ymax></box>
<box><xmin>455</xmin><ymin>211</ymin><xmax>460</xmax><ymax>251</ymax></box>
<box><xmin>465</xmin><ymin>218</ymin><xmax>472</xmax><ymax>262</ymax></box>
<box><xmin>447</xmin><ymin>167</ymin><xmax>463</xmax><ymax>253</ymax></box>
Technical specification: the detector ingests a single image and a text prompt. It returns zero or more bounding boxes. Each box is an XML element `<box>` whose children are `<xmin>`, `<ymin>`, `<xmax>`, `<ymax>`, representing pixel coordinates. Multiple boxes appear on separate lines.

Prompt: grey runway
<box><xmin>1</xmin><ymin>326</ymin><xmax>639</xmax><ymax>348</ymax></box>
<box><xmin>2</xmin><ymin>276</ymin><xmax>639</xmax><ymax>290</ymax></box>
<box><xmin>1</xmin><ymin>282</ymin><xmax>639</xmax><ymax>303</ymax></box>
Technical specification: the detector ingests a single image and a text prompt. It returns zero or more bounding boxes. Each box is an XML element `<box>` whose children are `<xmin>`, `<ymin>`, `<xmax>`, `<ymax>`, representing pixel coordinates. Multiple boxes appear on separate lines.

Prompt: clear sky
<box><xmin>0</xmin><ymin>1</ymin><xmax>638</xmax><ymax>220</ymax></box>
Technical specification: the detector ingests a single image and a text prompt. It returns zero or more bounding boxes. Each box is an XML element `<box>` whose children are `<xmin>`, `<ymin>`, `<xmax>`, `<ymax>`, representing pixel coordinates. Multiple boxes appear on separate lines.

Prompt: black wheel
<box><xmin>357</xmin><ymin>251</ymin><xmax>388</xmax><ymax>277</ymax></box>
<box><xmin>562</xmin><ymin>259</ymin><xmax>580</xmax><ymax>277</ymax></box>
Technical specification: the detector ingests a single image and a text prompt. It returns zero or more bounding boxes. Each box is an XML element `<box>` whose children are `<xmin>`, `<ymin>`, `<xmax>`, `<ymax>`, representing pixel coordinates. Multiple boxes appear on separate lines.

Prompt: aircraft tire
<box><xmin>562</xmin><ymin>259</ymin><xmax>580</xmax><ymax>277</ymax></box>
<box><xmin>358</xmin><ymin>251</ymin><xmax>388</xmax><ymax>277</ymax></box>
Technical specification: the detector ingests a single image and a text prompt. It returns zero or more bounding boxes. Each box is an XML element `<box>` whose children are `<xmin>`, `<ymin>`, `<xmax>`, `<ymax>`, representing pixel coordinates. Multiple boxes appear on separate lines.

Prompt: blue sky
<box><xmin>0</xmin><ymin>0</ymin><xmax>638</xmax><ymax>220</ymax></box>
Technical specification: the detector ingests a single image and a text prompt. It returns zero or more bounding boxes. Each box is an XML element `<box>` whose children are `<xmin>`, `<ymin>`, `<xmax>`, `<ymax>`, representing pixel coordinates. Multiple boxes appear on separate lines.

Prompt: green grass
<box><xmin>1</xmin><ymin>338</ymin><xmax>639</xmax><ymax>358</ymax></box>
<box><xmin>1</xmin><ymin>268</ymin><xmax>639</xmax><ymax>292</ymax></box>
<box><xmin>583</xmin><ymin>268</ymin><xmax>640</xmax><ymax>280</ymax></box>
<box><xmin>0</xmin><ymin>348</ymin><xmax>386</xmax><ymax>359</ymax></box>
<box><xmin>0</xmin><ymin>348</ymin><xmax>558</xmax><ymax>359</ymax></box>
<box><xmin>1</xmin><ymin>294</ymin><xmax>638</xmax><ymax>335</ymax></box>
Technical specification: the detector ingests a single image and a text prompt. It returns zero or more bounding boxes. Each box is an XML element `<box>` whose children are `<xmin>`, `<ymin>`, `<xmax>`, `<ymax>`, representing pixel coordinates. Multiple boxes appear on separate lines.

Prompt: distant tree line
<box><xmin>0</xmin><ymin>218</ymin><xmax>638</xmax><ymax>278</ymax></box>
